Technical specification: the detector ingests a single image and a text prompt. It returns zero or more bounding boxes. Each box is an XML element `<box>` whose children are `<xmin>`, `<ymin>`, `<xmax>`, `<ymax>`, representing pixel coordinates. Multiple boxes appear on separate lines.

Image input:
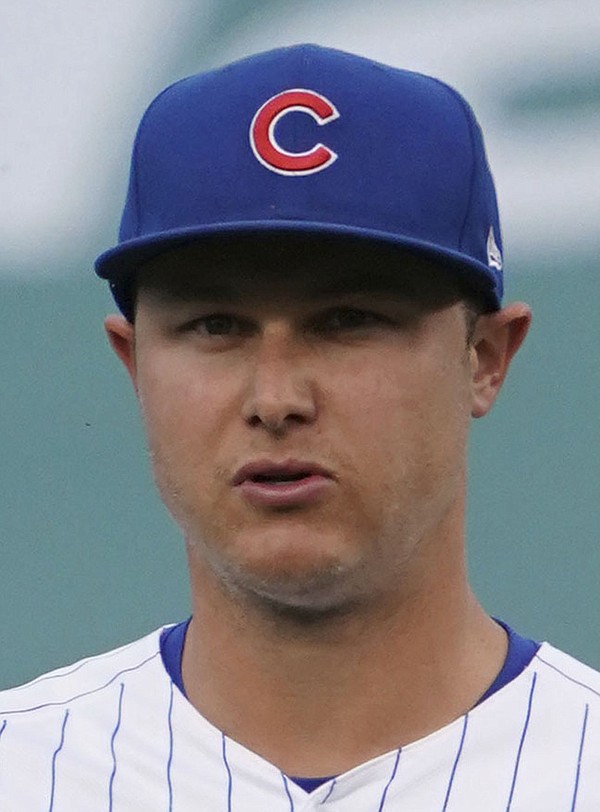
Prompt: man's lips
<box><xmin>232</xmin><ymin>459</ymin><xmax>335</xmax><ymax>508</ymax></box>
<box><xmin>231</xmin><ymin>459</ymin><xmax>334</xmax><ymax>487</ymax></box>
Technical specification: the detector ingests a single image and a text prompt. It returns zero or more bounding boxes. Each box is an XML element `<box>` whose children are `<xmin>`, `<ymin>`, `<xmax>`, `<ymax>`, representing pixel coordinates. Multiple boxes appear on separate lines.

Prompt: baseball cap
<box><xmin>95</xmin><ymin>43</ymin><xmax>504</xmax><ymax>315</ymax></box>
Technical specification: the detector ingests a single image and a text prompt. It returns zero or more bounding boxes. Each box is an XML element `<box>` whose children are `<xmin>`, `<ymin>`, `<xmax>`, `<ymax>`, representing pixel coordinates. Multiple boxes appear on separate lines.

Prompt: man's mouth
<box><xmin>232</xmin><ymin>459</ymin><xmax>333</xmax><ymax>487</ymax></box>
<box><xmin>250</xmin><ymin>472</ymin><xmax>310</xmax><ymax>484</ymax></box>
<box><xmin>232</xmin><ymin>460</ymin><xmax>335</xmax><ymax>507</ymax></box>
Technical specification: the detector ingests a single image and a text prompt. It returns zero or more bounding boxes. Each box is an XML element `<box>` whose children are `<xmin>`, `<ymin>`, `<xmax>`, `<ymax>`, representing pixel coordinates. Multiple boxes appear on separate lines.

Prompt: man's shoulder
<box><xmin>0</xmin><ymin>626</ymin><xmax>188</xmax><ymax>809</ymax></box>
<box><xmin>534</xmin><ymin>641</ymin><xmax>600</xmax><ymax>703</ymax></box>
<box><xmin>0</xmin><ymin>626</ymin><xmax>168</xmax><ymax>716</ymax></box>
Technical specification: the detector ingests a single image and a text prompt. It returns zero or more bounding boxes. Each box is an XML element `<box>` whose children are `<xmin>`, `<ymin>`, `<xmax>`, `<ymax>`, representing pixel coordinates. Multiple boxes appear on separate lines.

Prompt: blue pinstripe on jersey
<box><xmin>8</xmin><ymin>638</ymin><xmax>142</xmax><ymax>695</ymax></box>
<box><xmin>48</xmin><ymin>709</ymin><xmax>69</xmax><ymax>812</ymax></box>
<box><xmin>505</xmin><ymin>671</ymin><xmax>537</xmax><ymax>811</ymax></box>
<box><xmin>322</xmin><ymin>778</ymin><xmax>336</xmax><ymax>803</ymax></box>
<box><xmin>0</xmin><ymin>718</ymin><xmax>6</xmax><ymax>791</ymax></box>
<box><xmin>377</xmin><ymin>747</ymin><xmax>401</xmax><ymax>811</ymax></box>
<box><xmin>281</xmin><ymin>773</ymin><xmax>295</xmax><ymax>811</ymax></box>
<box><xmin>108</xmin><ymin>683</ymin><xmax>125</xmax><ymax>811</ymax></box>
<box><xmin>570</xmin><ymin>703</ymin><xmax>589</xmax><ymax>812</ymax></box>
<box><xmin>167</xmin><ymin>681</ymin><xmax>174</xmax><ymax>811</ymax></box>
<box><xmin>221</xmin><ymin>733</ymin><xmax>233</xmax><ymax>812</ymax></box>
<box><xmin>2</xmin><ymin>652</ymin><xmax>160</xmax><ymax>716</ymax></box>
<box><xmin>441</xmin><ymin>712</ymin><xmax>469</xmax><ymax>811</ymax></box>
<box><xmin>535</xmin><ymin>654</ymin><xmax>600</xmax><ymax>699</ymax></box>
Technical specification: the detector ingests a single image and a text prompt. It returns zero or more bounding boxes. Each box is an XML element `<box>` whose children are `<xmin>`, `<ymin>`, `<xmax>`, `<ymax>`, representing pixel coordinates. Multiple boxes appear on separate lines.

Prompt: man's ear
<box><xmin>470</xmin><ymin>302</ymin><xmax>532</xmax><ymax>418</ymax></box>
<box><xmin>104</xmin><ymin>315</ymin><xmax>137</xmax><ymax>387</ymax></box>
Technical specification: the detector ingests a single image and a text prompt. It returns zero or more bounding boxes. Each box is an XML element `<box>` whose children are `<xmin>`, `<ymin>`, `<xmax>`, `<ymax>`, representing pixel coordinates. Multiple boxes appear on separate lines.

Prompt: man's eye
<box><xmin>186</xmin><ymin>315</ymin><xmax>239</xmax><ymax>336</ymax></box>
<box><xmin>320</xmin><ymin>308</ymin><xmax>383</xmax><ymax>331</ymax></box>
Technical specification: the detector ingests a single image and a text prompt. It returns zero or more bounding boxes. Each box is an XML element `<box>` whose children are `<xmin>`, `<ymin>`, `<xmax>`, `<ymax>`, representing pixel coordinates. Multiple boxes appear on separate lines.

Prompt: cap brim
<box><xmin>95</xmin><ymin>220</ymin><xmax>501</xmax><ymax>311</ymax></box>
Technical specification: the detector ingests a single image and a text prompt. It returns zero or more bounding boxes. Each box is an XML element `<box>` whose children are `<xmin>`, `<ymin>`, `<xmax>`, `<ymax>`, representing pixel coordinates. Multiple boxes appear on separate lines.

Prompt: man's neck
<box><xmin>181</xmin><ymin>570</ymin><xmax>507</xmax><ymax>777</ymax></box>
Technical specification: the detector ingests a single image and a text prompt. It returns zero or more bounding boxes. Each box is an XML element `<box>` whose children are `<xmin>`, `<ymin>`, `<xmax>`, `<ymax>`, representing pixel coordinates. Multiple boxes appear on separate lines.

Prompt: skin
<box><xmin>106</xmin><ymin>239</ymin><xmax>531</xmax><ymax>776</ymax></box>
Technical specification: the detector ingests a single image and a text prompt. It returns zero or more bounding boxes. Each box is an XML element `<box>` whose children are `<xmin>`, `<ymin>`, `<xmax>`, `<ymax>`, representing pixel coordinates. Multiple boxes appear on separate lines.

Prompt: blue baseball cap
<box><xmin>95</xmin><ymin>43</ymin><xmax>504</xmax><ymax>314</ymax></box>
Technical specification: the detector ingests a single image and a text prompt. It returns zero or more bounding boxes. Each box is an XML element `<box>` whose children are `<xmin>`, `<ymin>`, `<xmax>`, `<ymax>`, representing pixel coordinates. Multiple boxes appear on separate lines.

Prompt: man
<box><xmin>1</xmin><ymin>44</ymin><xmax>598</xmax><ymax>810</ymax></box>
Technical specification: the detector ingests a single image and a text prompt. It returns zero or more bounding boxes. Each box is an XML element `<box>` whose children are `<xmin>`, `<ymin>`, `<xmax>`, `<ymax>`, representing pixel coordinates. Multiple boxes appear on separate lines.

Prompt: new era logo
<box><xmin>487</xmin><ymin>226</ymin><xmax>503</xmax><ymax>271</ymax></box>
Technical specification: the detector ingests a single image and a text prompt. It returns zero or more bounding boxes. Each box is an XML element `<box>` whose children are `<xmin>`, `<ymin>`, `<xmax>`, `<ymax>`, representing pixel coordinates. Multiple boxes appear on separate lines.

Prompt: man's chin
<box><xmin>248</xmin><ymin>592</ymin><xmax>361</xmax><ymax>628</ymax></box>
<box><xmin>209</xmin><ymin>548</ymin><xmax>353</xmax><ymax>612</ymax></box>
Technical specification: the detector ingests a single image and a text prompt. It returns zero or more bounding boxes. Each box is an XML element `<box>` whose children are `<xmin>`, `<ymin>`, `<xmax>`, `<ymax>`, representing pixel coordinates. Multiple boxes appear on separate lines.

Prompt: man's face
<box><xmin>112</xmin><ymin>240</ymin><xmax>480</xmax><ymax>615</ymax></box>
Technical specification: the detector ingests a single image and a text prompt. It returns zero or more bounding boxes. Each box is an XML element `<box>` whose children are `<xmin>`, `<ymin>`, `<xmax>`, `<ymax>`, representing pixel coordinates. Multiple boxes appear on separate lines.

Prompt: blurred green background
<box><xmin>1</xmin><ymin>1</ymin><xmax>599</xmax><ymax>688</ymax></box>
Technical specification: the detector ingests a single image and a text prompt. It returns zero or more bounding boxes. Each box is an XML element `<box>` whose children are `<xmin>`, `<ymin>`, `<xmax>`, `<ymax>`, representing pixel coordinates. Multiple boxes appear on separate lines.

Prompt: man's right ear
<box><xmin>104</xmin><ymin>315</ymin><xmax>137</xmax><ymax>386</ymax></box>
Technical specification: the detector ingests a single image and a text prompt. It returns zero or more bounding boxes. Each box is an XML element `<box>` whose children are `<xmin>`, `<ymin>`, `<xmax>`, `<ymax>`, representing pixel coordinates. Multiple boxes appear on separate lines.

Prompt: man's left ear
<box><xmin>470</xmin><ymin>302</ymin><xmax>532</xmax><ymax>418</ymax></box>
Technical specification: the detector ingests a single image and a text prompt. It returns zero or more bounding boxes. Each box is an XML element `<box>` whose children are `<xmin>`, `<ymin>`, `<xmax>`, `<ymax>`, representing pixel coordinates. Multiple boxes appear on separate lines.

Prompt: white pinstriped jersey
<box><xmin>1</xmin><ymin>627</ymin><xmax>599</xmax><ymax>810</ymax></box>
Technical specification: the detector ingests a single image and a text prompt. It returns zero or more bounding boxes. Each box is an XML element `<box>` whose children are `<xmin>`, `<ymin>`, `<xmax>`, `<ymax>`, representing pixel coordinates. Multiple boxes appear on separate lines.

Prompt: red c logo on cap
<box><xmin>249</xmin><ymin>88</ymin><xmax>339</xmax><ymax>176</ymax></box>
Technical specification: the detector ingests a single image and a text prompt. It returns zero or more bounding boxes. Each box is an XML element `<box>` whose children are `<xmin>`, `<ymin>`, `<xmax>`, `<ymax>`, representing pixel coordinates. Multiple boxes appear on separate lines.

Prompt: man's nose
<box><xmin>241</xmin><ymin>327</ymin><xmax>318</xmax><ymax>436</ymax></box>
